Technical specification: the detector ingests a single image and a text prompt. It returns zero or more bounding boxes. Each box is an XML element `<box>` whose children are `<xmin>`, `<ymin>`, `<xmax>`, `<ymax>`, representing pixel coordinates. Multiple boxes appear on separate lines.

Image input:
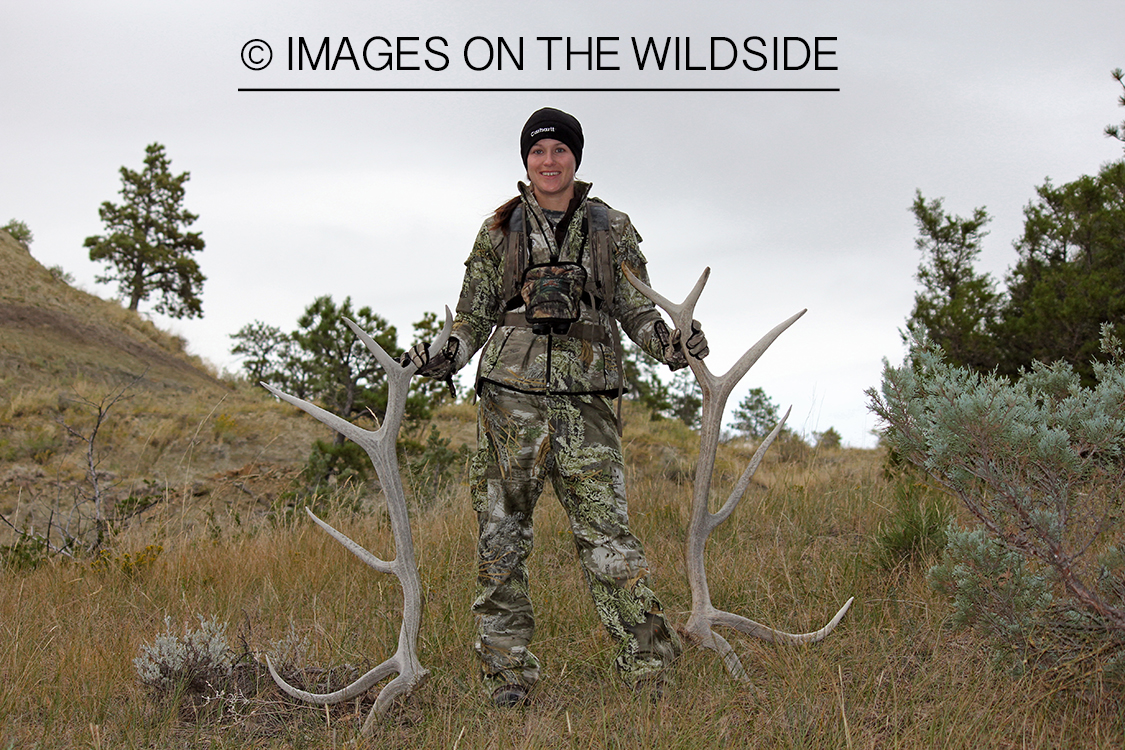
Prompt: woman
<box><xmin>404</xmin><ymin>107</ymin><xmax>708</xmax><ymax>706</ymax></box>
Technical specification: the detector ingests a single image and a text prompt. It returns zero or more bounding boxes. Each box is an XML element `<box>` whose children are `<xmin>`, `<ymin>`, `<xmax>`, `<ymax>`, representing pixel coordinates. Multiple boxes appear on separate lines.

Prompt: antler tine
<box><xmin>710</xmin><ymin>309</ymin><xmax>806</xmax><ymax>405</ymax></box>
<box><xmin>426</xmin><ymin>306</ymin><xmax>455</xmax><ymax>361</ymax></box>
<box><xmin>625</xmin><ymin>266</ymin><xmax>720</xmax><ymax>393</ymax></box>
<box><xmin>265</xmin><ymin>653</ymin><xmax>399</xmax><ymax>705</ymax></box>
<box><xmin>305</xmin><ymin>506</ymin><xmax>393</xmax><ymax>574</ymax></box>
<box><xmin>710</xmin><ymin>407</ymin><xmax>792</xmax><ymax>530</ymax></box>
<box><xmin>628</xmin><ymin>267</ymin><xmax>851</xmax><ymax>682</ymax></box>
<box><xmin>342</xmin><ymin>307</ymin><xmax>453</xmax><ymax>381</ymax></box>
<box><xmin>711</xmin><ymin>597</ymin><xmax>855</xmax><ymax>645</ymax></box>
<box><xmin>344</xmin><ymin>317</ymin><xmax>402</xmax><ymax>377</ymax></box>
<box><xmin>261</xmin><ymin>382</ymin><xmax>372</xmax><ymax>447</ymax></box>
<box><xmin>264</xmin><ymin>311</ymin><xmax>435</xmax><ymax>734</ymax></box>
<box><xmin>623</xmin><ymin>266</ymin><xmax>710</xmax><ymax>329</ymax></box>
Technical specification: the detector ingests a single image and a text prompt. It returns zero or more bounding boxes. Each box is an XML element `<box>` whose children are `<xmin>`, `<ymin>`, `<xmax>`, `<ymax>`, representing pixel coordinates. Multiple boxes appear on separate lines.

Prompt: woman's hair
<box><xmin>490</xmin><ymin>195</ymin><xmax>521</xmax><ymax>234</ymax></box>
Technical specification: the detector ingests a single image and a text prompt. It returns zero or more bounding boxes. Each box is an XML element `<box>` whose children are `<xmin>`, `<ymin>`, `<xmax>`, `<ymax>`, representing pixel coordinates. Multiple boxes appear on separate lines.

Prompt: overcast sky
<box><xmin>4</xmin><ymin>1</ymin><xmax>1124</xmax><ymax>447</ymax></box>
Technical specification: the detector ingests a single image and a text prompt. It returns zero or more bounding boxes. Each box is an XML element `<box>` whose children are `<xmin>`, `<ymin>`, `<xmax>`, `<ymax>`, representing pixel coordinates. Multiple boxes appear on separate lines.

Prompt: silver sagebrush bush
<box><xmin>928</xmin><ymin>524</ymin><xmax>1056</xmax><ymax>667</ymax></box>
<box><xmin>134</xmin><ymin>614</ymin><xmax>235</xmax><ymax>696</ymax></box>
<box><xmin>265</xmin><ymin>627</ymin><xmax>310</xmax><ymax>675</ymax></box>
<box><xmin>868</xmin><ymin>326</ymin><xmax>1125</xmax><ymax>667</ymax></box>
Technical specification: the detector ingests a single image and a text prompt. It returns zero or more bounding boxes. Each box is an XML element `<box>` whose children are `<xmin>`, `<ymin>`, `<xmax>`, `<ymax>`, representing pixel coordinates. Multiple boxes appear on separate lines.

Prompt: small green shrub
<box><xmin>775</xmin><ymin>432</ymin><xmax>812</xmax><ymax>463</ymax></box>
<box><xmin>2</xmin><ymin>218</ymin><xmax>33</xmax><ymax>247</ymax></box>
<box><xmin>303</xmin><ymin>438</ymin><xmax>370</xmax><ymax>485</ymax></box>
<box><xmin>211</xmin><ymin>412</ymin><xmax>239</xmax><ymax>442</ymax></box>
<box><xmin>815</xmin><ymin>427</ymin><xmax>842</xmax><ymax>450</ymax></box>
<box><xmin>400</xmin><ymin>424</ymin><xmax>470</xmax><ymax>508</ymax></box>
<box><xmin>114</xmin><ymin>480</ymin><xmax>164</xmax><ymax>521</ymax></box>
<box><xmin>0</xmin><ymin>531</ymin><xmax>49</xmax><ymax>572</ymax></box>
<box><xmin>90</xmin><ymin>544</ymin><xmax>163</xmax><ymax>578</ymax></box>
<box><xmin>25</xmin><ymin>428</ymin><xmax>64</xmax><ymax>465</ymax></box>
<box><xmin>47</xmin><ymin>265</ymin><xmax>74</xmax><ymax>285</ymax></box>
<box><xmin>268</xmin><ymin>478</ymin><xmax>368</xmax><ymax>528</ymax></box>
<box><xmin>873</xmin><ymin>482</ymin><xmax>952</xmax><ymax>570</ymax></box>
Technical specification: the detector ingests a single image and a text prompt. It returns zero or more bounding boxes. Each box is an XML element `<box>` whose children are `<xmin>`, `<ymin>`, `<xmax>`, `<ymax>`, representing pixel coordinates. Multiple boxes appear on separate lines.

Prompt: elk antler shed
<box><xmin>262</xmin><ymin>308</ymin><xmax>453</xmax><ymax>734</ymax></box>
<box><xmin>624</xmin><ymin>267</ymin><xmax>853</xmax><ymax>681</ymax></box>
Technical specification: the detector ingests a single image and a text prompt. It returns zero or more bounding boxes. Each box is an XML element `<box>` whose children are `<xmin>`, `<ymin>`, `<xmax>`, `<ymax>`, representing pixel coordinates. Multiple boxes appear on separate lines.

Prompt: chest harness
<box><xmin>498</xmin><ymin>199</ymin><xmax>618</xmax><ymax>344</ymax></box>
<box><xmin>496</xmin><ymin>199</ymin><xmax>627</xmax><ymax>428</ymax></box>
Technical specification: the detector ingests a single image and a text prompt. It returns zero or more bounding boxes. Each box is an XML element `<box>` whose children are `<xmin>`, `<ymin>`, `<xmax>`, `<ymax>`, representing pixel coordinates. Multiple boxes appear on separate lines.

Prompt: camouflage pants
<box><xmin>470</xmin><ymin>382</ymin><xmax>681</xmax><ymax>693</ymax></box>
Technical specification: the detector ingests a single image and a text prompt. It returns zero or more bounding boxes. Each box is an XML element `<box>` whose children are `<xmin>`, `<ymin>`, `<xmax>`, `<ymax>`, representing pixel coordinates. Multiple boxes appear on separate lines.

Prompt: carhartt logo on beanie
<box><xmin>520</xmin><ymin>107</ymin><xmax>584</xmax><ymax>169</ymax></box>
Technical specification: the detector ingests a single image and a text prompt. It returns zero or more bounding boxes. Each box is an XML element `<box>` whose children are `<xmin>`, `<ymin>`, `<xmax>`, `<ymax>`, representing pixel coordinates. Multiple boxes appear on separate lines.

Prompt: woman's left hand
<box><xmin>672</xmin><ymin>321</ymin><xmax>709</xmax><ymax>361</ymax></box>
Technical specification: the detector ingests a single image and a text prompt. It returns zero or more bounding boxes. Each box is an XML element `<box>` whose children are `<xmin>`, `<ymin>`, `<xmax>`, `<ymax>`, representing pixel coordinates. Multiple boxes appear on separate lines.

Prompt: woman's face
<box><xmin>526</xmin><ymin>138</ymin><xmax>576</xmax><ymax>208</ymax></box>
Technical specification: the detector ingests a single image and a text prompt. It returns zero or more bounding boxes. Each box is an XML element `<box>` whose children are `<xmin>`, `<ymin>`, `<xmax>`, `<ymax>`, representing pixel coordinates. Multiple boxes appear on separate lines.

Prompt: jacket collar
<box><xmin>518</xmin><ymin>181</ymin><xmax>592</xmax><ymax>260</ymax></box>
<box><xmin>518</xmin><ymin>180</ymin><xmax>592</xmax><ymax>214</ymax></box>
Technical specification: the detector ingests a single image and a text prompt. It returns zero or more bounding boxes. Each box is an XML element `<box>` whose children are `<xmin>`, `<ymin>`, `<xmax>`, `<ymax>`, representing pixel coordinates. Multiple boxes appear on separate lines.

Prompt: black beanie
<box><xmin>520</xmin><ymin>107</ymin><xmax>584</xmax><ymax>170</ymax></box>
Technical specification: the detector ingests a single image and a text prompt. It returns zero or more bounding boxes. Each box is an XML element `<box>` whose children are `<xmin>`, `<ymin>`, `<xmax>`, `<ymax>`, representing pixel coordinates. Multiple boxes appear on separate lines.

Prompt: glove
<box><xmin>400</xmin><ymin>338</ymin><xmax>459</xmax><ymax>382</ymax></box>
<box><xmin>672</xmin><ymin>321</ymin><xmax>709</xmax><ymax>360</ymax></box>
<box><xmin>656</xmin><ymin>320</ymin><xmax>708</xmax><ymax>371</ymax></box>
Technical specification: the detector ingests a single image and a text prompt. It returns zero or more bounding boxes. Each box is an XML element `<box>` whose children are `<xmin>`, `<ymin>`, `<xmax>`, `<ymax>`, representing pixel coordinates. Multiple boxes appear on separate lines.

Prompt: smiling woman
<box><xmin>524</xmin><ymin>140</ymin><xmax>576</xmax><ymax>209</ymax></box>
<box><xmin>521</xmin><ymin>108</ymin><xmax>582</xmax><ymax>210</ymax></box>
<box><xmin>400</xmin><ymin>106</ymin><xmax>710</xmax><ymax>707</ymax></box>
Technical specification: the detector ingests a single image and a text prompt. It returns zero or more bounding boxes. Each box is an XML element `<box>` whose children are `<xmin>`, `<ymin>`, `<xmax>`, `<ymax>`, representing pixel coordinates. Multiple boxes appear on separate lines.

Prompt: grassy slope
<box><xmin>1</xmin><ymin>228</ymin><xmax>1122</xmax><ymax>748</ymax></box>
<box><xmin>0</xmin><ymin>229</ymin><xmax>324</xmax><ymax>539</ymax></box>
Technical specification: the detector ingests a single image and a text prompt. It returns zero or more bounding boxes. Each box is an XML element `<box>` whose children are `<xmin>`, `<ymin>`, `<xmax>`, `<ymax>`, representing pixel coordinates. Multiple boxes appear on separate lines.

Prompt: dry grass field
<box><xmin>4</xmin><ymin>407</ymin><xmax>1124</xmax><ymax>749</ymax></box>
<box><xmin>2</xmin><ymin>229</ymin><xmax>1123</xmax><ymax>748</ymax></box>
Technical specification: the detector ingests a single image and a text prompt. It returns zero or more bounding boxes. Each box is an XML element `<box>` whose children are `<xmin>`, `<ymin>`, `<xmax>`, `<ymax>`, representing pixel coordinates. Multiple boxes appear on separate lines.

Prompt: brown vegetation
<box><xmin>0</xmin><ymin>229</ymin><xmax>325</xmax><ymax>542</ymax></box>
<box><xmin>2</xmin><ymin>228</ymin><xmax>1123</xmax><ymax>747</ymax></box>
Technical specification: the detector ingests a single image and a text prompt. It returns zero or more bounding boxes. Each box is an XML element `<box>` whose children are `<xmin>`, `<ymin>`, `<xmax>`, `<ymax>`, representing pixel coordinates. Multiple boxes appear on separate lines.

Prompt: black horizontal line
<box><xmin>237</xmin><ymin>87</ymin><xmax>840</xmax><ymax>93</ymax></box>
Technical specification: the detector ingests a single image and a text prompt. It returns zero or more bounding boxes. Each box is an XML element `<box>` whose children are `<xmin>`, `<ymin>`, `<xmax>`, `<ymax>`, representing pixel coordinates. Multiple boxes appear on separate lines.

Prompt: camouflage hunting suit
<box><xmin>449</xmin><ymin>181</ymin><xmax>682</xmax><ymax>693</ymax></box>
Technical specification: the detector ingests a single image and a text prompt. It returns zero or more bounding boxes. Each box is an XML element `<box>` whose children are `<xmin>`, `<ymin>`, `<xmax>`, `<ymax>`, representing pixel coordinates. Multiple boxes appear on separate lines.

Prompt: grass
<box><xmin>2</xmin><ymin>405</ymin><xmax>1124</xmax><ymax>749</ymax></box>
<box><xmin>2</xmin><ymin>231</ymin><xmax>1122</xmax><ymax>747</ymax></box>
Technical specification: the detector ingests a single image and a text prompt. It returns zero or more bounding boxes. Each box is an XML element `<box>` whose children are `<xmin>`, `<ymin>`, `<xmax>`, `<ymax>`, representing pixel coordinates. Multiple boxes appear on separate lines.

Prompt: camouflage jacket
<box><xmin>450</xmin><ymin>181</ymin><xmax>670</xmax><ymax>395</ymax></box>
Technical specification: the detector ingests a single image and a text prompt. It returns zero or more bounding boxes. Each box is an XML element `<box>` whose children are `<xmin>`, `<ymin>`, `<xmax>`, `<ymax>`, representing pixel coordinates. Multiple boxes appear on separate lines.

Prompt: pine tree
<box><xmin>728</xmin><ymin>387</ymin><xmax>782</xmax><ymax>439</ymax></box>
<box><xmin>998</xmin><ymin>161</ymin><xmax>1125</xmax><ymax>385</ymax></box>
<box><xmin>1104</xmin><ymin>67</ymin><xmax>1125</xmax><ymax>146</ymax></box>
<box><xmin>85</xmin><ymin>143</ymin><xmax>205</xmax><ymax>318</ymax></box>
<box><xmin>904</xmin><ymin>191</ymin><xmax>1001</xmax><ymax>371</ymax></box>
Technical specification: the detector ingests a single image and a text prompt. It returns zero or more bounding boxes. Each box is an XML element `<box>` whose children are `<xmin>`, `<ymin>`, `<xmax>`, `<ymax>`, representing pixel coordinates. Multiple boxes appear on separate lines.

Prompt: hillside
<box><xmin>0</xmin><ymin>231</ymin><xmax>221</xmax><ymax>390</ymax></box>
<box><xmin>0</xmin><ymin>229</ymin><xmax>327</xmax><ymax>542</ymax></box>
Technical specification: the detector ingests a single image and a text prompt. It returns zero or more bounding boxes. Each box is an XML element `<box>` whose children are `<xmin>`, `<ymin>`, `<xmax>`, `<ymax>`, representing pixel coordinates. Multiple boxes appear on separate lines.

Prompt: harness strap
<box><xmin>501</xmin><ymin>205</ymin><xmax>527</xmax><ymax>310</ymax></box>
<box><xmin>500</xmin><ymin>200</ymin><xmax>616</xmax><ymax>310</ymax></box>
<box><xmin>499</xmin><ymin>312</ymin><xmax>614</xmax><ymax>346</ymax></box>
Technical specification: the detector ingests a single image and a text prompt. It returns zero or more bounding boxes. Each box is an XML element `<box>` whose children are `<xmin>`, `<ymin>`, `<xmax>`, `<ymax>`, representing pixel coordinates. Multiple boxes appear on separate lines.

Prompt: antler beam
<box><xmin>263</xmin><ymin>307</ymin><xmax>453</xmax><ymax>733</ymax></box>
<box><xmin>625</xmin><ymin>268</ymin><xmax>853</xmax><ymax>682</ymax></box>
